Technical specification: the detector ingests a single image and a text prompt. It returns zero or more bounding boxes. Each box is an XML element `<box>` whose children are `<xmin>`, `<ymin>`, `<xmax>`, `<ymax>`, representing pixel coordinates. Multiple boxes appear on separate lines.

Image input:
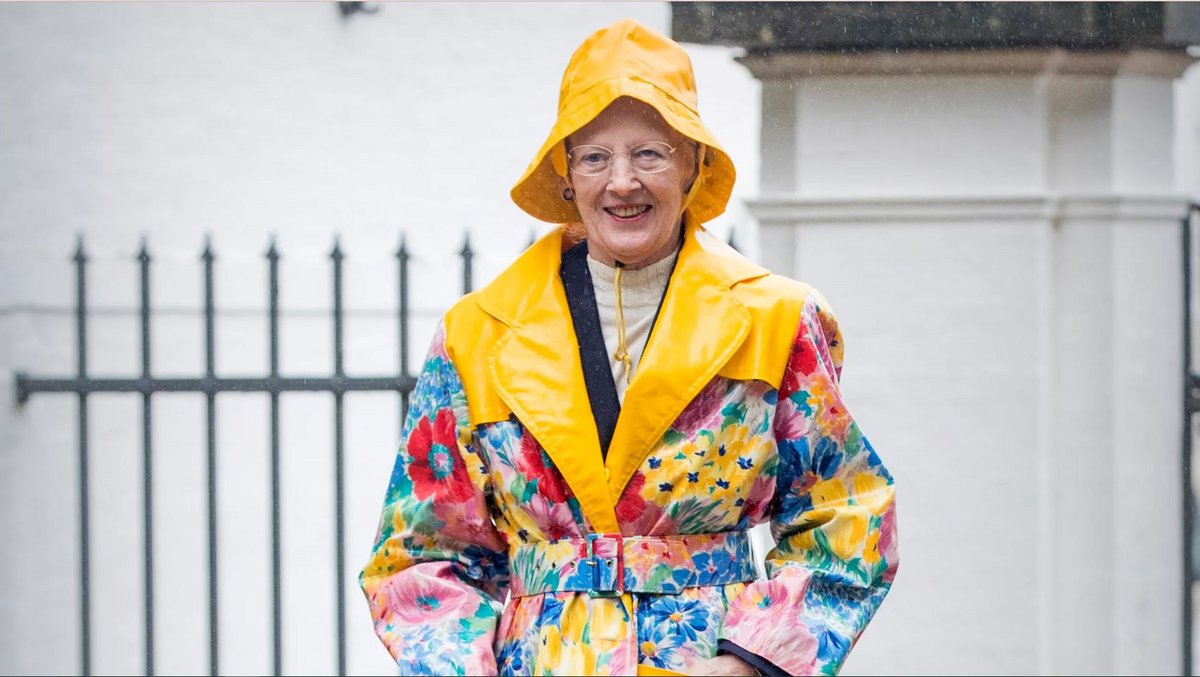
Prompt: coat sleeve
<box><xmin>360</xmin><ymin>323</ymin><xmax>510</xmax><ymax>676</ymax></box>
<box><xmin>718</xmin><ymin>291</ymin><xmax>899</xmax><ymax>676</ymax></box>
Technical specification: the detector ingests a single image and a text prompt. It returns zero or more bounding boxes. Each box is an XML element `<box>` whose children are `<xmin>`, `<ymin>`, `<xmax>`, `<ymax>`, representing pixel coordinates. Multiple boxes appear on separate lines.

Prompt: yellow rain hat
<box><xmin>511</xmin><ymin>19</ymin><xmax>736</xmax><ymax>225</ymax></box>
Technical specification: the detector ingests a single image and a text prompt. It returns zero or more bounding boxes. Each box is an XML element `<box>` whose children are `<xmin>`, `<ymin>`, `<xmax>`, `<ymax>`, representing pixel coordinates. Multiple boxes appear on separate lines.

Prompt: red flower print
<box><xmin>781</xmin><ymin>331</ymin><xmax>818</xmax><ymax>395</ymax></box>
<box><xmin>739</xmin><ymin>473</ymin><xmax>776</xmax><ymax>524</ymax></box>
<box><xmin>615</xmin><ymin>471</ymin><xmax>648</xmax><ymax>523</ymax></box>
<box><xmin>515</xmin><ymin>431</ymin><xmax>570</xmax><ymax>503</ymax></box>
<box><xmin>407</xmin><ymin>409</ymin><xmax>474</xmax><ymax>502</ymax></box>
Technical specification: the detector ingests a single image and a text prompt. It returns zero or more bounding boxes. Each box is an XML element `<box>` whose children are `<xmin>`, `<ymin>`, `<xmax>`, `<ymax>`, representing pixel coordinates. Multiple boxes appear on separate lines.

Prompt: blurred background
<box><xmin>1</xmin><ymin>2</ymin><xmax>1199</xmax><ymax>675</ymax></box>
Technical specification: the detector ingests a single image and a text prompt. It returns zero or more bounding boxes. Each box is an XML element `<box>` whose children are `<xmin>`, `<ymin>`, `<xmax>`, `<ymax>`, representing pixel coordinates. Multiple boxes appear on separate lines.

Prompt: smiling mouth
<box><xmin>605</xmin><ymin>205</ymin><xmax>651</xmax><ymax>218</ymax></box>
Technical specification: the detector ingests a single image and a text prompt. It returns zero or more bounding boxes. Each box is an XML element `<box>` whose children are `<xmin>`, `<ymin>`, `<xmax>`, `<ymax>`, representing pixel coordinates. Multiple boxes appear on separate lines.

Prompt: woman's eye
<box><xmin>580</xmin><ymin>152</ymin><xmax>608</xmax><ymax>164</ymax></box>
<box><xmin>634</xmin><ymin>148</ymin><xmax>666</xmax><ymax>160</ymax></box>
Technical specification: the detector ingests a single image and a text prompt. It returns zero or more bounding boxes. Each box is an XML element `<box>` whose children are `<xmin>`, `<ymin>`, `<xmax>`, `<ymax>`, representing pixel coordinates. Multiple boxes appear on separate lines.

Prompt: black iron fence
<box><xmin>1186</xmin><ymin>203</ymin><xmax>1200</xmax><ymax>677</ymax></box>
<box><xmin>13</xmin><ymin>233</ymin><xmax>481</xmax><ymax>677</ymax></box>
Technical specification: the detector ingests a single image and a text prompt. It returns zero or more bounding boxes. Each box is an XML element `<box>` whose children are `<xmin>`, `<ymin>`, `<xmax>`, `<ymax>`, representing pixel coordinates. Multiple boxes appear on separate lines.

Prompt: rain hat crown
<box><xmin>511</xmin><ymin>19</ymin><xmax>735</xmax><ymax>224</ymax></box>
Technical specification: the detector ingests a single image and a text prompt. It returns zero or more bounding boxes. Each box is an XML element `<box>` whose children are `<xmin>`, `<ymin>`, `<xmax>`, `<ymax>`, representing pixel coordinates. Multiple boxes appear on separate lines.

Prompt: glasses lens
<box><xmin>568</xmin><ymin>145</ymin><xmax>611</xmax><ymax>176</ymax></box>
<box><xmin>629</xmin><ymin>142</ymin><xmax>673</xmax><ymax>173</ymax></box>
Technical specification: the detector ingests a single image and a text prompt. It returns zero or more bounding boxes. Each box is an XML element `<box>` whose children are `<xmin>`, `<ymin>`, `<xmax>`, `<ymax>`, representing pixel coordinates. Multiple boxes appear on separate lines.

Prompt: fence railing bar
<box><xmin>74</xmin><ymin>235</ymin><xmax>92</xmax><ymax>677</ymax></box>
<box><xmin>460</xmin><ymin>232</ymin><xmax>473</xmax><ymax>295</ymax></box>
<box><xmin>201</xmin><ymin>237</ymin><xmax>219</xmax><ymax>677</ymax></box>
<box><xmin>330</xmin><ymin>238</ymin><xmax>347</xmax><ymax>677</ymax></box>
<box><xmin>396</xmin><ymin>236</ymin><xmax>410</xmax><ymax>433</ymax></box>
<box><xmin>16</xmin><ymin>375</ymin><xmax>417</xmax><ymax>395</ymax></box>
<box><xmin>266</xmin><ymin>238</ymin><xmax>283</xmax><ymax>677</ymax></box>
<box><xmin>137</xmin><ymin>239</ymin><xmax>156</xmax><ymax>677</ymax></box>
<box><xmin>1185</xmin><ymin>204</ymin><xmax>1199</xmax><ymax>677</ymax></box>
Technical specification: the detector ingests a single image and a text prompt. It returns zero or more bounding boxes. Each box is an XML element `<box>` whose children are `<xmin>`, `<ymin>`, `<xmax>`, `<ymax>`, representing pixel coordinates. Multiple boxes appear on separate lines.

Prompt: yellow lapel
<box><xmin>475</xmin><ymin>230</ymin><xmax>620</xmax><ymax>533</ymax></box>
<box><xmin>604</xmin><ymin>220</ymin><xmax>770</xmax><ymax>503</ymax></box>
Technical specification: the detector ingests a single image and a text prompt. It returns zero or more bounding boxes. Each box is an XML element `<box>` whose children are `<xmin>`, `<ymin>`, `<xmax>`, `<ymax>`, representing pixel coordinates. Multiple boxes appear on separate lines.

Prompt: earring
<box><xmin>562</xmin><ymin>187</ymin><xmax>574</xmax><ymax>202</ymax></box>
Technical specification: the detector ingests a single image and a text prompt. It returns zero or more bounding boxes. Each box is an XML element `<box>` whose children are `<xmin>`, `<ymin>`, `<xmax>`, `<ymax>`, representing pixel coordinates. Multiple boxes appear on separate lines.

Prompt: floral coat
<box><xmin>360</xmin><ymin>222</ymin><xmax>898</xmax><ymax>676</ymax></box>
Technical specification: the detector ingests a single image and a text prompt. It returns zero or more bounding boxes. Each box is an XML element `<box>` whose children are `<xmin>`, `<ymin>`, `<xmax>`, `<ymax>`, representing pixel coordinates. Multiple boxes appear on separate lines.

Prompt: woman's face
<box><xmin>566</xmin><ymin>98</ymin><xmax>696</xmax><ymax>269</ymax></box>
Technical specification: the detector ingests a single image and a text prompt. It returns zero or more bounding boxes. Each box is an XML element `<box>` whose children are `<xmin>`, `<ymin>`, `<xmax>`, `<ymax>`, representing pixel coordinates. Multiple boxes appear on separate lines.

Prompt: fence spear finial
<box><xmin>201</xmin><ymin>234</ymin><xmax>215</xmax><ymax>262</ymax></box>
<box><xmin>459</xmin><ymin>232</ymin><xmax>474</xmax><ymax>294</ymax></box>
<box><xmin>73</xmin><ymin>233</ymin><xmax>87</xmax><ymax>264</ymax></box>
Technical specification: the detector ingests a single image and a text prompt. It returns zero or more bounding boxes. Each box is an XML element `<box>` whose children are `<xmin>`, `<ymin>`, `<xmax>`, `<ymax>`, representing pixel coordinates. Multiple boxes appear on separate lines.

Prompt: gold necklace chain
<box><xmin>612</xmin><ymin>264</ymin><xmax>633</xmax><ymax>385</ymax></box>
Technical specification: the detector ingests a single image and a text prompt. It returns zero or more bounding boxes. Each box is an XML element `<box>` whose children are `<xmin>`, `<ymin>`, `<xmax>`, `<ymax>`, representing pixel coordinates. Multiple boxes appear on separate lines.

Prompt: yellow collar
<box><xmin>475</xmin><ymin>219</ymin><xmax>768</xmax><ymax>533</ymax></box>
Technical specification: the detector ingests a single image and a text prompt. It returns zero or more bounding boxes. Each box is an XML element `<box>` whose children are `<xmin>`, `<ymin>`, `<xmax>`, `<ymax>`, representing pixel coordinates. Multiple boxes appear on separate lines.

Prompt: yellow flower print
<box><xmin>540</xmin><ymin>625</ymin><xmax>562</xmax><ymax>671</ymax></box>
<box><xmin>791</xmin><ymin>528</ymin><xmax>818</xmax><ymax>552</ymax></box>
<box><xmin>824</xmin><ymin>507</ymin><xmax>870</xmax><ymax>561</ymax></box>
<box><xmin>362</xmin><ymin>537</ymin><xmax>414</xmax><ymax>579</ymax></box>
<box><xmin>810</xmin><ymin>478</ymin><xmax>850</xmax><ymax>510</ymax></box>
<box><xmin>852</xmin><ymin>473</ymin><xmax>893</xmax><ymax>516</ymax></box>
<box><xmin>805</xmin><ymin>379</ymin><xmax>850</xmax><ymax>441</ymax></box>
<box><xmin>863</xmin><ymin>523</ymin><xmax>881</xmax><ymax>565</ymax></box>
<box><xmin>541</xmin><ymin>623</ymin><xmax>597</xmax><ymax>676</ymax></box>
<box><xmin>556</xmin><ymin>642</ymin><xmax>598</xmax><ymax>675</ymax></box>
<box><xmin>390</xmin><ymin>506</ymin><xmax>407</xmax><ymax>535</ymax></box>
<box><xmin>561</xmin><ymin>595</ymin><xmax>589</xmax><ymax>643</ymax></box>
<box><xmin>721</xmin><ymin>424</ymin><xmax>755</xmax><ymax>457</ymax></box>
<box><xmin>588</xmin><ymin>595</ymin><xmax>632</xmax><ymax>643</ymax></box>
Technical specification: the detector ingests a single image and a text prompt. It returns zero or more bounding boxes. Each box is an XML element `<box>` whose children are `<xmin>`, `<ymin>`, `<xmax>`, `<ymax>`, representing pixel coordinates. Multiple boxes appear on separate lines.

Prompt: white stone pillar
<box><xmin>742</xmin><ymin>49</ymin><xmax>1195</xmax><ymax>675</ymax></box>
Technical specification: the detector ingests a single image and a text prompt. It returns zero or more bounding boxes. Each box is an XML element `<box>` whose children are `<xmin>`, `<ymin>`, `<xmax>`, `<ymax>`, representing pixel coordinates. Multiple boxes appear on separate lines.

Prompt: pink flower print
<box><xmin>723</xmin><ymin>576</ymin><xmax>819</xmax><ymax>674</ymax></box>
<box><xmin>773</xmin><ymin>396</ymin><xmax>811</xmax><ymax>441</ymax></box>
<box><xmin>524</xmin><ymin>494</ymin><xmax>579</xmax><ymax>541</ymax></box>
<box><xmin>878</xmin><ymin>501</ymin><xmax>899</xmax><ymax>582</ymax></box>
<box><xmin>432</xmin><ymin>497</ymin><xmax>506</xmax><ymax>551</ymax></box>
<box><xmin>380</xmin><ymin>566</ymin><xmax>473</xmax><ymax>625</ymax></box>
<box><xmin>672</xmin><ymin>379</ymin><xmax>727</xmax><ymax>436</ymax></box>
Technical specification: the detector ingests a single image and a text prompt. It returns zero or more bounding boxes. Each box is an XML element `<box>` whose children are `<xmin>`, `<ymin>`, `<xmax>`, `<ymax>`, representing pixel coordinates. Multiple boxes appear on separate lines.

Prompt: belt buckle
<box><xmin>586</xmin><ymin>533</ymin><xmax>624</xmax><ymax>598</ymax></box>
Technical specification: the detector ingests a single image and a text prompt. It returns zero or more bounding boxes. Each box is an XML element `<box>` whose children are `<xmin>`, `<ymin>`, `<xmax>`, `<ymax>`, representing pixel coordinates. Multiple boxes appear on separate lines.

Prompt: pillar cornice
<box><xmin>738</xmin><ymin>48</ymin><xmax>1197</xmax><ymax>80</ymax></box>
<box><xmin>748</xmin><ymin>194</ymin><xmax>1190</xmax><ymax>224</ymax></box>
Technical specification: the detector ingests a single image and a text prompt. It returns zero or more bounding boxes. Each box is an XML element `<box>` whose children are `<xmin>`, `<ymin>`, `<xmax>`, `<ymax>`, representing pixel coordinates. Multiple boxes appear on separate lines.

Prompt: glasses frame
<box><xmin>565</xmin><ymin>141</ymin><xmax>686</xmax><ymax>177</ymax></box>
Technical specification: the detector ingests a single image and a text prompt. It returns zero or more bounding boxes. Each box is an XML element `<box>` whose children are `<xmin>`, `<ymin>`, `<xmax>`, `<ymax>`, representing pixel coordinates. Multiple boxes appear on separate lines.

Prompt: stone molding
<box><xmin>748</xmin><ymin>193</ymin><xmax>1192</xmax><ymax>224</ymax></box>
<box><xmin>738</xmin><ymin>48</ymin><xmax>1198</xmax><ymax>80</ymax></box>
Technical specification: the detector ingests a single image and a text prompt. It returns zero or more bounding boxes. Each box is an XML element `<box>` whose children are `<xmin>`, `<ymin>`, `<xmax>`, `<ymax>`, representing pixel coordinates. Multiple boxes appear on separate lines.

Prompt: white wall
<box><xmin>0</xmin><ymin>3</ymin><xmax>760</xmax><ymax>675</ymax></box>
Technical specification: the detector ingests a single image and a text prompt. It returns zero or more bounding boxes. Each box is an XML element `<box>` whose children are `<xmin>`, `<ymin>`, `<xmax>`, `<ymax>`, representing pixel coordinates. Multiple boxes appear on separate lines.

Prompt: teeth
<box><xmin>609</xmin><ymin>205</ymin><xmax>649</xmax><ymax>217</ymax></box>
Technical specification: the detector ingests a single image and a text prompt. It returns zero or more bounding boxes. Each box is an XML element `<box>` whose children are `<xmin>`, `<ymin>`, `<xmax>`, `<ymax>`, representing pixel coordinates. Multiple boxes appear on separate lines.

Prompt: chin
<box><xmin>608</xmin><ymin>238</ymin><xmax>657</xmax><ymax>261</ymax></box>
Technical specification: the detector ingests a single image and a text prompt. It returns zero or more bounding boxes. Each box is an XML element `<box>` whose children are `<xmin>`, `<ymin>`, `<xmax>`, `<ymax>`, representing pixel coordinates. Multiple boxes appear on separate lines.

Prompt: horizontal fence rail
<box><xmin>13</xmin><ymin>233</ymin><xmax>478</xmax><ymax>677</ymax></box>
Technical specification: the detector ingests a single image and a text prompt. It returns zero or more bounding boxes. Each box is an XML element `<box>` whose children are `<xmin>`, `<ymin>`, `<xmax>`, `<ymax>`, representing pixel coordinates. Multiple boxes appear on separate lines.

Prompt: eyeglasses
<box><xmin>566</xmin><ymin>141</ymin><xmax>684</xmax><ymax>176</ymax></box>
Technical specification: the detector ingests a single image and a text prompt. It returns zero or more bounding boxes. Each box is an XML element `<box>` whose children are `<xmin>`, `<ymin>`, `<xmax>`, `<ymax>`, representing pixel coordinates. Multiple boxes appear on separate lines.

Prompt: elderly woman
<box><xmin>360</xmin><ymin>19</ymin><xmax>897</xmax><ymax>677</ymax></box>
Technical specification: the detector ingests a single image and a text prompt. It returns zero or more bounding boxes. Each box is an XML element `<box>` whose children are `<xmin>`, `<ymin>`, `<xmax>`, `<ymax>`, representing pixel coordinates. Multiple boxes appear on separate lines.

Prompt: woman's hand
<box><xmin>688</xmin><ymin>654</ymin><xmax>760</xmax><ymax>676</ymax></box>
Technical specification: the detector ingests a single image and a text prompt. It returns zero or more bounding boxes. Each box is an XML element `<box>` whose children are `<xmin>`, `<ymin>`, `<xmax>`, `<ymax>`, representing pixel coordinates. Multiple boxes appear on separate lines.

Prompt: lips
<box><xmin>605</xmin><ymin>205</ymin><xmax>651</xmax><ymax>218</ymax></box>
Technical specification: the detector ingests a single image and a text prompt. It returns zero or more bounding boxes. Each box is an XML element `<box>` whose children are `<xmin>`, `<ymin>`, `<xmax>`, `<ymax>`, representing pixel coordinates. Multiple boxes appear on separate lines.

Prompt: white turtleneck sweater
<box><xmin>586</xmin><ymin>249</ymin><xmax>678</xmax><ymax>403</ymax></box>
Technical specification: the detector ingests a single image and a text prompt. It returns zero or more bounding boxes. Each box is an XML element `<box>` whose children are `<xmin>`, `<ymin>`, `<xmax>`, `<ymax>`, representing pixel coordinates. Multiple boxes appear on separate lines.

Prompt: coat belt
<box><xmin>509</xmin><ymin>531</ymin><xmax>758</xmax><ymax>598</ymax></box>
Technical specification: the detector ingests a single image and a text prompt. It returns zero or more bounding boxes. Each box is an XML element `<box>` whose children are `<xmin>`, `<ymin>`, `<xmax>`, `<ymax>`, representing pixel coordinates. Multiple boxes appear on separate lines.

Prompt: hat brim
<box><xmin>511</xmin><ymin>78</ymin><xmax>735</xmax><ymax>225</ymax></box>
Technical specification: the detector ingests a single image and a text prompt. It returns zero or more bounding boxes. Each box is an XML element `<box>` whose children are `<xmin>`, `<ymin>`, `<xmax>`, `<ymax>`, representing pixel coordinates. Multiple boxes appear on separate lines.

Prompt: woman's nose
<box><xmin>606</xmin><ymin>156</ymin><xmax>641</xmax><ymax>194</ymax></box>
